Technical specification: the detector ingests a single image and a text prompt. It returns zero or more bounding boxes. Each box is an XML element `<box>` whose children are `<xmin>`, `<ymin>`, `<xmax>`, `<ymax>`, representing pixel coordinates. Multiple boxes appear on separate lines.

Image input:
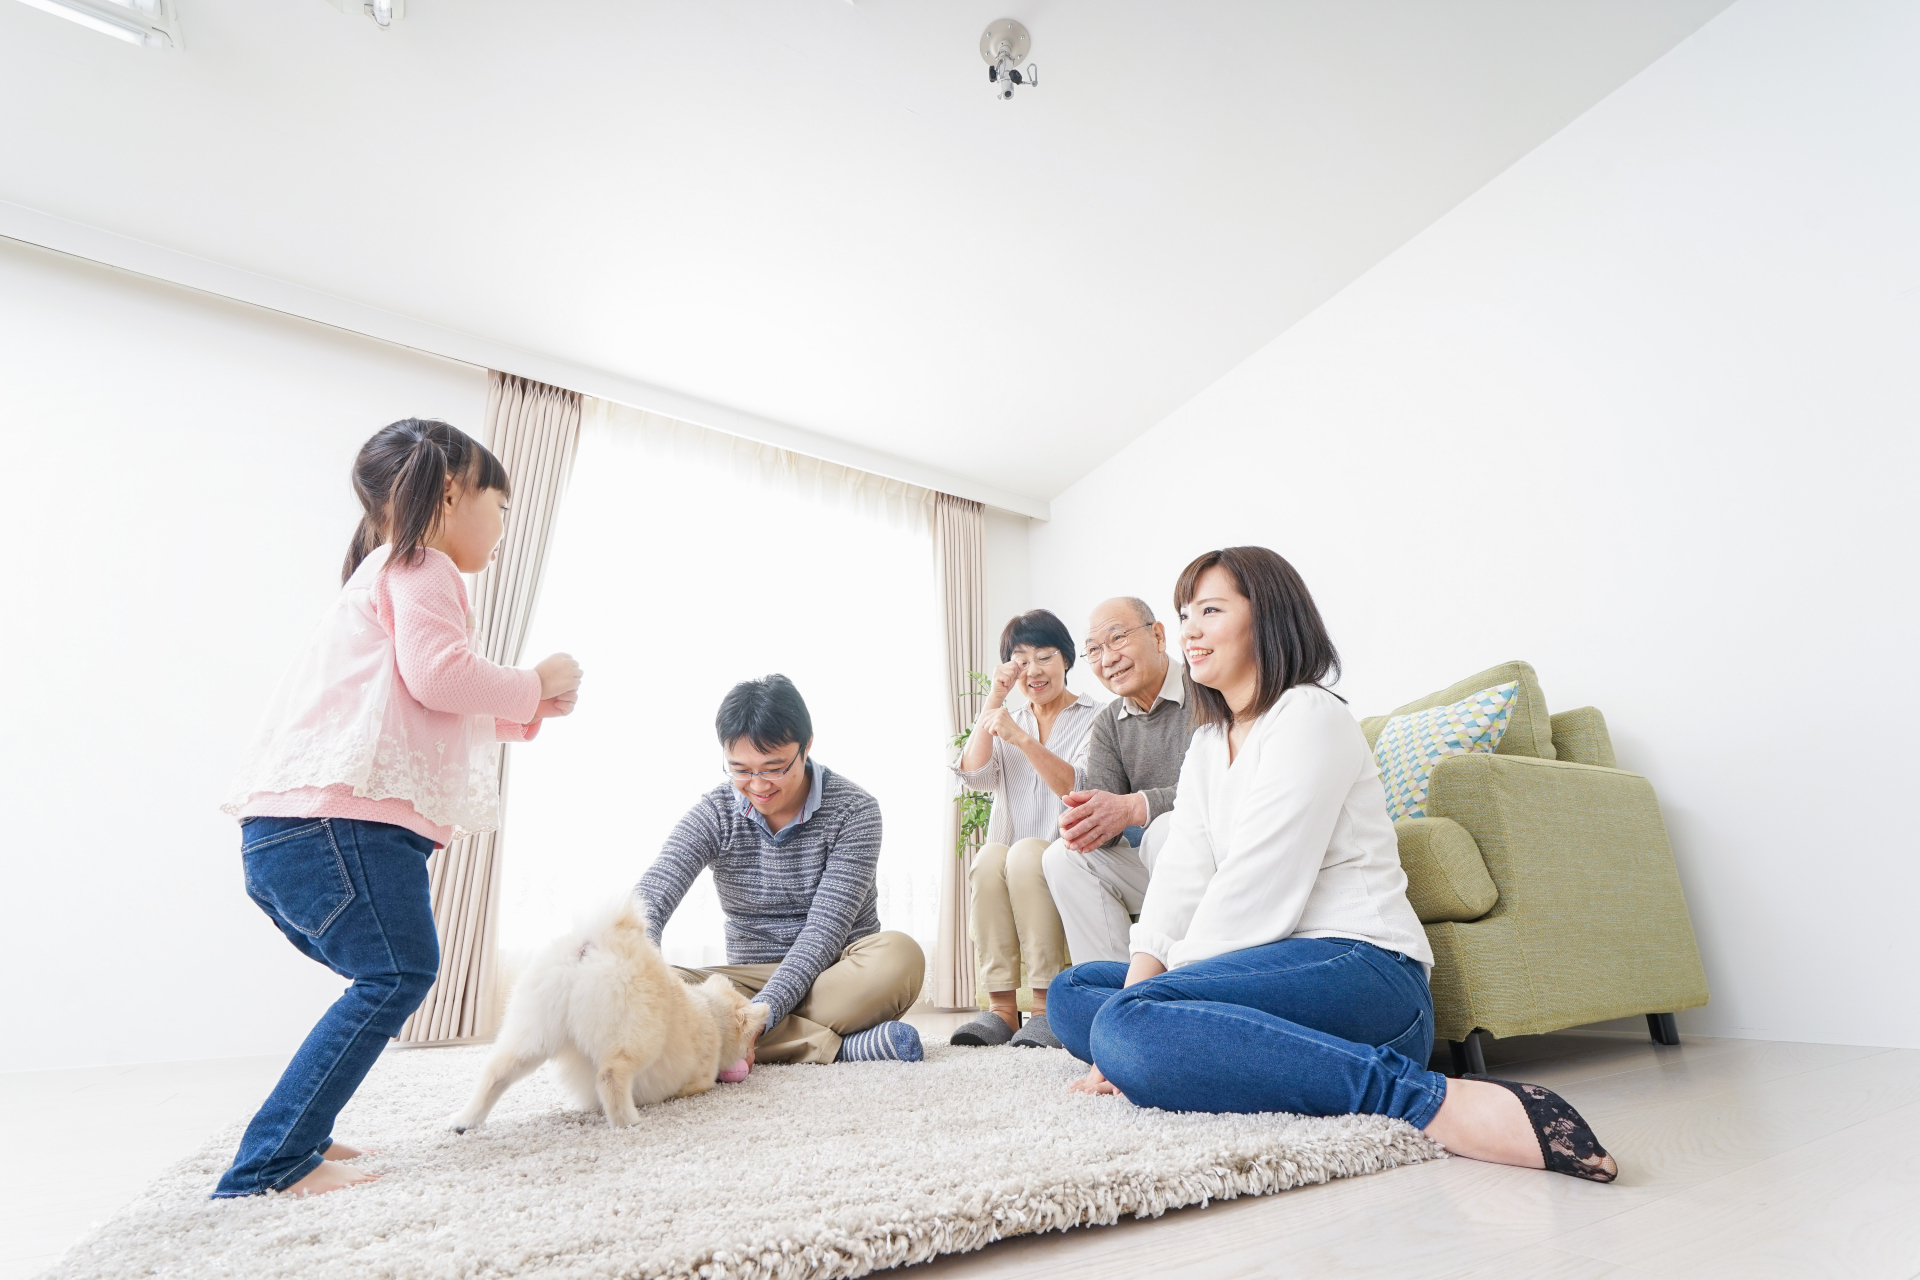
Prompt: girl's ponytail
<box><xmin>342</xmin><ymin>418</ymin><xmax>512</xmax><ymax>584</ymax></box>
<box><xmin>342</xmin><ymin>515</ymin><xmax>383</xmax><ymax>583</ymax></box>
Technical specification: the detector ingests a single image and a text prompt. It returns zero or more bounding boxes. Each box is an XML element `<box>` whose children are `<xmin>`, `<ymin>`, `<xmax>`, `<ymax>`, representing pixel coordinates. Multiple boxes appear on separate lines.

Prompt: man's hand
<box><xmin>1058</xmin><ymin>790</ymin><xmax>1148</xmax><ymax>852</ymax></box>
<box><xmin>744</xmin><ymin>1004</ymin><xmax>769</xmax><ymax>1066</ymax></box>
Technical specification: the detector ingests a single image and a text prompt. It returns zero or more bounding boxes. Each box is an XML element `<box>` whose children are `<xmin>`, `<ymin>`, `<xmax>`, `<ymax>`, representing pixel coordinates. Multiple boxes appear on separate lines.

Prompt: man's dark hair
<box><xmin>999</xmin><ymin>608</ymin><xmax>1077</xmax><ymax>671</ymax></box>
<box><xmin>716</xmin><ymin>674</ymin><xmax>814</xmax><ymax>752</ymax></box>
<box><xmin>1173</xmin><ymin>546</ymin><xmax>1341</xmax><ymax>730</ymax></box>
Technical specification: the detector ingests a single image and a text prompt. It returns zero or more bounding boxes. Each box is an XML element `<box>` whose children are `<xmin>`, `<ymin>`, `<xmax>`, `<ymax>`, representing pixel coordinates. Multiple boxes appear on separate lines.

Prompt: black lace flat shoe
<box><xmin>1469</xmin><ymin>1076</ymin><xmax>1619</xmax><ymax>1183</ymax></box>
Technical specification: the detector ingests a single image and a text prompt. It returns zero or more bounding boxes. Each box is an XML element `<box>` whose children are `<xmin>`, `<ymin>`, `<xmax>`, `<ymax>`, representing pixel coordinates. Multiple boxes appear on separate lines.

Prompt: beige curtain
<box><xmin>932</xmin><ymin>495</ymin><xmax>989</xmax><ymax>1010</ymax></box>
<box><xmin>398</xmin><ymin>371</ymin><xmax>582</xmax><ymax>1044</ymax></box>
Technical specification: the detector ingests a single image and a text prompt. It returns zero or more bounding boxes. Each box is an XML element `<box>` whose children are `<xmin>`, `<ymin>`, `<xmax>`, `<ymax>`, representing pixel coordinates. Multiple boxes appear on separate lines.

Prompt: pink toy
<box><xmin>718</xmin><ymin>1058</ymin><xmax>751</xmax><ymax>1084</ymax></box>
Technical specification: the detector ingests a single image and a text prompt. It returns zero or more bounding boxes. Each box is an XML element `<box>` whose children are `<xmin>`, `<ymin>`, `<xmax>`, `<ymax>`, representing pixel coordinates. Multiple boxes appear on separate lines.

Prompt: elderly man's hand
<box><xmin>1059</xmin><ymin>790</ymin><xmax>1148</xmax><ymax>852</ymax></box>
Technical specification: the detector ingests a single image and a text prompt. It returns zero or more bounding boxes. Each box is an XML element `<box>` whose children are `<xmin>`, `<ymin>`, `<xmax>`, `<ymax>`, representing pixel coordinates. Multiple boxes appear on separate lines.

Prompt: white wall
<box><xmin>1031</xmin><ymin>0</ymin><xmax>1919</xmax><ymax>1048</ymax></box>
<box><xmin>0</xmin><ymin>240</ymin><xmax>486</xmax><ymax>1072</ymax></box>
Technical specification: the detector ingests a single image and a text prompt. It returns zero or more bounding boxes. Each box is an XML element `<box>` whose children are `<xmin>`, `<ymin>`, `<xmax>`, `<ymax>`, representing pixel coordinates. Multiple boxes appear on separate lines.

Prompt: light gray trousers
<box><xmin>1040</xmin><ymin>812</ymin><xmax>1175</xmax><ymax>964</ymax></box>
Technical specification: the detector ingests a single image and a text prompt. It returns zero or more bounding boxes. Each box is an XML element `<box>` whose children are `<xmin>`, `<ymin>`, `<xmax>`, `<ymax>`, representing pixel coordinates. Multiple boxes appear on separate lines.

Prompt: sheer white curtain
<box><xmin>501</xmin><ymin>399</ymin><xmax>947</xmax><ymax>976</ymax></box>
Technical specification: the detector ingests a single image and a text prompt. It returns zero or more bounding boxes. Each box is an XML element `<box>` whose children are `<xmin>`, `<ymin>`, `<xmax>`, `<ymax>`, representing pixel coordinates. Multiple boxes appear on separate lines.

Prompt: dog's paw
<box><xmin>447</xmin><ymin>1115</ymin><xmax>480</xmax><ymax>1134</ymax></box>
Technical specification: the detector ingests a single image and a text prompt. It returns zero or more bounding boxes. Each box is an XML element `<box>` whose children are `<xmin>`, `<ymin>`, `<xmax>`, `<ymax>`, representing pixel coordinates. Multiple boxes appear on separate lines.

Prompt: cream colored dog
<box><xmin>449</xmin><ymin>897</ymin><xmax>767</xmax><ymax>1131</ymax></box>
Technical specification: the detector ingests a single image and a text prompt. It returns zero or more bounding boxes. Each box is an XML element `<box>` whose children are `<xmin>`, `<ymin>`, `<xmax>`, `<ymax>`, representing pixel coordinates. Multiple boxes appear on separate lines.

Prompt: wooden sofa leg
<box><xmin>1448</xmin><ymin>1030</ymin><xmax>1489</xmax><ymax>1077</ymax></box>
<box><xmin>1647</xmin><ymin>1013</ymin><xmax>1681</xmax><ymax>1046</ymax></box>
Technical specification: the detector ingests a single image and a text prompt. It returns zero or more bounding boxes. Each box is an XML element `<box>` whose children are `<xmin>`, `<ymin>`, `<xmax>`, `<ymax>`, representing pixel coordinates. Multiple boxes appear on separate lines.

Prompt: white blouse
<box><xmin>1131</xmin><ymin>683</ymin><xmax>1432</xmax><ymax>972</ymax></box>
<box><xmin>952</xmin><ymin>693</ymin><xmax>1099</xmax><ymax>848</ymax></box>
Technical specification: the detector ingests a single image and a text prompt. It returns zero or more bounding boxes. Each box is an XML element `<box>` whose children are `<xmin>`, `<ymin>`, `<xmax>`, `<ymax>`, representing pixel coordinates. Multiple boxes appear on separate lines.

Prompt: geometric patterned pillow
<box><xmin>1373</xmin><ymin>681</ymin><xmax>1520</xmax><ymax>822</ymax></box>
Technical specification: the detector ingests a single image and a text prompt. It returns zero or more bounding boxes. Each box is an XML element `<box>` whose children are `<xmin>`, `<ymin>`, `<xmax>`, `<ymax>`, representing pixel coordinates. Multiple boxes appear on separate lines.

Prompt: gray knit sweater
<box><xmin>634</xmin><ymin>765</ymin><xmax>882</xmax><ymax>1027</ymax></box>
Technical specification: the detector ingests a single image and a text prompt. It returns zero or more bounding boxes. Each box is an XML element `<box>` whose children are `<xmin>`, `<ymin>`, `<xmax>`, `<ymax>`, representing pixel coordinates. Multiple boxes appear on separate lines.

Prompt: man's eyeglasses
<box><xmin>723</xmin><ymin>750</ymin><xmax>805</xmax><ymax>783</ymax></box>
<box><xmin>1082</xmin><ymin>623</ymin><xmax>1152</xmax><ymax>662</ymax></box>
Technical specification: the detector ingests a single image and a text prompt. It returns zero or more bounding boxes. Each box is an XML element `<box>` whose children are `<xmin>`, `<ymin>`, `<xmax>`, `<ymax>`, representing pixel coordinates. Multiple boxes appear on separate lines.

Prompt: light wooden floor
<box><xmin>5</xmin><ymin>1016</ymin><xmax>1916</xmax><ymax>1280</ymax></box>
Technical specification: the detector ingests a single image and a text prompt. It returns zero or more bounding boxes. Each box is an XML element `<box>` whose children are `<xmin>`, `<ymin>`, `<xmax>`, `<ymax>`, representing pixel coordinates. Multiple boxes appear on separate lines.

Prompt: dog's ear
<box><xmin>702</xmin><ymin>973</ymin><xmax>737</xmax><ymax>998</ymax></box>
<box><xmin>737</xmin><ymin>1000</ymin><xmax>770</xmax><ymax>1036</ymax></box>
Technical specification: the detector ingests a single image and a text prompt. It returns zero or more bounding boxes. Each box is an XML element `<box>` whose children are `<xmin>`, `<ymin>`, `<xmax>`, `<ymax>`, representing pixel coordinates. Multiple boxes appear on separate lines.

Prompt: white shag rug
<box><xmin>44</xmin><ymin>1042</ymin><xmax>1442</xmax><ymax>1280</ymax></box>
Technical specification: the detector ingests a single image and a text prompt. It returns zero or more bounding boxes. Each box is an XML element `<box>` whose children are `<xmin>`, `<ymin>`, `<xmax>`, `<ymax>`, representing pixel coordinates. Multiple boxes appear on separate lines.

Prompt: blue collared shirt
<box><xmin>734</xmin><ymin>760</ymin><xmax>825</xmax><ymax>845</ymax></box>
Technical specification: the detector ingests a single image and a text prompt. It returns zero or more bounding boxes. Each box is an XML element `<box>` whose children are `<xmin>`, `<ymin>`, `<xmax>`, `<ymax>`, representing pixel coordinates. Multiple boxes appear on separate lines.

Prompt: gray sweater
<box><xmin>634</xmin><ymin>765</ymin><xmax>882</xmax><ymax>1027</ymax></box>
<box><xmin>1079</xmin><ymin>669</ymin><xmax>1197</xmax><ymax>827</ymax></box>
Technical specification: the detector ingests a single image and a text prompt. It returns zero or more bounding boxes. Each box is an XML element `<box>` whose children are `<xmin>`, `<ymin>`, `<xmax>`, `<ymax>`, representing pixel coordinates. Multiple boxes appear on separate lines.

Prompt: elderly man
<box><xmin>1041</xmin><ymin>597</ymin><xmax>1196</xmax><ymax>965</ymax></box>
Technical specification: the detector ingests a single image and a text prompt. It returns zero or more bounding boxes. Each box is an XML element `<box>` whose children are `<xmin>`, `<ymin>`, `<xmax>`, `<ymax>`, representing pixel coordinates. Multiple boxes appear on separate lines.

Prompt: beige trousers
<box><xmin>673</xmin><ymin>930</ymin><xmax>925</xmax><ymax>1066</ymax></box>
<box><xmin>968</xmin><ymin>838</ymin><xmax>1069</xmax><ymax>992</ymax></box>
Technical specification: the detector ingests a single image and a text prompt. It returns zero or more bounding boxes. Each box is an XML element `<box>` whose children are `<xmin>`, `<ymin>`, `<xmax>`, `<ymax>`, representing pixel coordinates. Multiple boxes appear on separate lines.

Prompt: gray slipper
<box><xmin>1009</xmin><ymin>1012</ymin><xmax>1063</xmax><ymax>1049</ymax></box>
<box><xmin>949</xmin><ymin>1013</ymin><xmax>1015</xmax><ymax>1046</ymax></box>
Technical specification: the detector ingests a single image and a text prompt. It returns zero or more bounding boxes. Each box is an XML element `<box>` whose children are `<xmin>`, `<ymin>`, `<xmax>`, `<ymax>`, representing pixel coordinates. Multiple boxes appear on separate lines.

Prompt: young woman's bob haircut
<box><xmin>999</xmin><ymin>609</ymin><xmax>1077</xmax><ymax>672</ymax></box>
<box><xmin>1172</xmin><ymin>546</ymin><xmax>1341</xmax><ymax>731</ymax></box>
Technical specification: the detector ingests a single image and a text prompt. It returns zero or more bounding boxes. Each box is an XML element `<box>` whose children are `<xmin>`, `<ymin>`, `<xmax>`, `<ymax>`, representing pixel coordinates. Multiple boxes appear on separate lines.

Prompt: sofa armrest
<box><xmin>1549</xmin><ymin>706</ymin><xmax>1617</xmax><ymax>768</ymax></box>
<box><xmin>1395</xmin><ymin>817</ymin><xmax>1498</xmax><ymax>923</ymax></box>
<box><xmin>1423</xmin><ymin>751</ymin><xmax>1709</xmax><ymax>1033</ymax></box>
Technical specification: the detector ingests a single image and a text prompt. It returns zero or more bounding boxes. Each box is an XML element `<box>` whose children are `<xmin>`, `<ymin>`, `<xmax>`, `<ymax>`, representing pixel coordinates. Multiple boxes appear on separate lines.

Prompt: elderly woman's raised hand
<box><xmin>988</xmin><ymin>657</ymin><xmax>1027</xmax><ymax>705</ymax></box>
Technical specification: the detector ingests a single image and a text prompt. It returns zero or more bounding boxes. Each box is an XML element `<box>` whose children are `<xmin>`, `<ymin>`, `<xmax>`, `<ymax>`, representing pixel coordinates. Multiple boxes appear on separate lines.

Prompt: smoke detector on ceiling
<box><xmin>323</xmin><ymin>0</ymin><xmax>403</xmax><ymax>29</ymax></box>
<box><xmin>980</xmin><ymin>19</ymin><xmax>1038</xmax><ymax>101</ymax></box>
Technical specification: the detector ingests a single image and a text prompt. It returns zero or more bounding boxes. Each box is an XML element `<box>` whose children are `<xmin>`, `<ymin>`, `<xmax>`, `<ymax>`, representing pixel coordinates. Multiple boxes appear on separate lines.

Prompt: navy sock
<box><xmin>835</xmin><ymin>1020</ymin><xmax>924</xmax><ymax>1063</ymax></box>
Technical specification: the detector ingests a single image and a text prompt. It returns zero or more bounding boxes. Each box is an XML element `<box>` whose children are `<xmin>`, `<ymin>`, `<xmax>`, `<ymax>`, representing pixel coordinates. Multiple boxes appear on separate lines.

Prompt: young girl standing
<box><xmin>216</xmin><ymin>418</ymin><xmax>583</xmax><ymax>1198</ymax></box>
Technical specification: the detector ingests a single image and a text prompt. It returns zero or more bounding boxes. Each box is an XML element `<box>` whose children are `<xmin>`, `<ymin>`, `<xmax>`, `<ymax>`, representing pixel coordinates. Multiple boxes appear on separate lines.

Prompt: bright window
<box><xmin>500</xmin><ymin>400</ymin><xmax>949</xmax><ymax>974</ymax></box>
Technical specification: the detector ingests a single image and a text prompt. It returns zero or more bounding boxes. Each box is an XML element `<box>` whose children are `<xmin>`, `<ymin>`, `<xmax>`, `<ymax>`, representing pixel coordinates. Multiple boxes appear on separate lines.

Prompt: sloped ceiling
<box><xmin>0</xmin><ymin>0</ymin><xmax>1731</xmax><ymax>502</ymax></box>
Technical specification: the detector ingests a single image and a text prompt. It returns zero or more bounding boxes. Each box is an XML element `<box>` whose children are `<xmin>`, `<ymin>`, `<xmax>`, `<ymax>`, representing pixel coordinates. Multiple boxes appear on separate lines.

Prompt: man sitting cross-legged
<box><xmin>1042</xmin><ymin>598</ymin><xmax>1197</xmax><ymax>964</ymax></box>
<box><xmin>635</xmin><ymin>674</ymin><xmax>926</xmax><ymax>1067</ymax></box>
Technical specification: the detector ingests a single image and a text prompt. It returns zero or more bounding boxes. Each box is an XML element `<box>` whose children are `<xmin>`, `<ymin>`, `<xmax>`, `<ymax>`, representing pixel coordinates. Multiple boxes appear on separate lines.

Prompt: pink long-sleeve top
<box><xmin>226</xmin><ymin>545</ymin><xmax>544</xmax><ymax>847</ymax></box>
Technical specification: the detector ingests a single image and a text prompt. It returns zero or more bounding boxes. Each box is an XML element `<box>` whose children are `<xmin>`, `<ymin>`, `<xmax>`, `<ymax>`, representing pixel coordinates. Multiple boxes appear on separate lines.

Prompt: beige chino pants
<box><xmin>968</xmin><ymin>838</ymin><xmax>1070</xmax><ymax>992</ymax></box>
<box><xmin>673</xmin><ymin>930</ymin><xmax>925</xmax><ymax>1065</ymax></box>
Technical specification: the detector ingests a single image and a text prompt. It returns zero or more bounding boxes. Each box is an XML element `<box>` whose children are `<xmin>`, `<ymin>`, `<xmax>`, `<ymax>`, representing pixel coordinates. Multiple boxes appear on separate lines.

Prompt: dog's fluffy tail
<box><xmin>572</xmin><ymin>894</ymin><xmax>654</xmax><ymax>950</ymax></box>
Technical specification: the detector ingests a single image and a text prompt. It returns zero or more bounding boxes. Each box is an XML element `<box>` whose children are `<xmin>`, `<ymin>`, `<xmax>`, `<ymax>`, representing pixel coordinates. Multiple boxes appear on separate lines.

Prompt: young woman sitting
<box><xmin>950</xmin><ymin>610</ymin><xmax>1099</xmax><ymax>1049</ymax></box>
<box><xmin>1048</xmin><ymin>547</ymin><xmax>1618</xmax><ymax>1183</ymax></box>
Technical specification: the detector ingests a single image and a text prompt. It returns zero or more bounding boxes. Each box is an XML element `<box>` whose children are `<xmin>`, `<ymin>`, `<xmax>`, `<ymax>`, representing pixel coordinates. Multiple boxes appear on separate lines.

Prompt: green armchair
<box><xmin>1361</xmin><ymin>661</ymin><xmax>1710</xmax><ymax>1076</ymax></box>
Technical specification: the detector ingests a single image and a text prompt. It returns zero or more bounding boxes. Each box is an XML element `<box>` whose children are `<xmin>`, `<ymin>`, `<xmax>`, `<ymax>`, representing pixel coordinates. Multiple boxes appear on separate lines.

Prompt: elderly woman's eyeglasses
<box><xmin>723</xmin><ymin>750</ymin><xmax>805</xmax><ymax>783</ymax></box>
<box><xmin>1082</xmin><ymin>623</ymin><xmax>1152</xmax><ymax>662</ymax></box>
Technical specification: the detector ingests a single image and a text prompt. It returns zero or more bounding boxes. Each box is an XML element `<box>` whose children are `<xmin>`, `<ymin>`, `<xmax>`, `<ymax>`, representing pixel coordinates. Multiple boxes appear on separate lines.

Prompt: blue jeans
<box><xmin>213</xmin><ymin>817</ymin><xmax>439</xmax><ymax>1197</ymax></box>
<box><xmin>1048</xmin><ymin>937</ymin><xmax>1449</xmax><ymax>1126</ymax></box>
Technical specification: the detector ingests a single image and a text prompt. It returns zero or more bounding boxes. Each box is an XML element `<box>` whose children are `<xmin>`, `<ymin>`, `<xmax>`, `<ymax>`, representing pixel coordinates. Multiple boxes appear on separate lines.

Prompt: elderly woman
<box><xmin>950</xmin><ymin>609</ymin><xmax>1098</xmax><ymax>1049</ymax></box>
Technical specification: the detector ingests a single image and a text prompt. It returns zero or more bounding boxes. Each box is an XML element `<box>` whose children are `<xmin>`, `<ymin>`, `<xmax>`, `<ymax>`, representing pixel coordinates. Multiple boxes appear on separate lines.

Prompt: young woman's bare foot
<box><xmin>322</xmin><ymin>1141</ymin><xmax>375</xmax><ymax>1161</ymax></box>
<box><xmin>282</xmin><ymin>1159</ymin><xmax>380</xmax><ymax>1197</ymax></box>
<box><xmin>1067</xmin><ymin>1064</ymin><xmax>1127</xmax><ymax>1099</ymax></box>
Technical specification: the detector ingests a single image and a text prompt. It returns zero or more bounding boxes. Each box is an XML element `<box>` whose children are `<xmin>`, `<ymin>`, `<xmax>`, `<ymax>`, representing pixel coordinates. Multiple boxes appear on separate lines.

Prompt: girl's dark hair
<box><xmin>999</xmin><ymin>609</ymin><xmax>1077</xmax><ymax>672</ymax></box>
<box><xmin>343</xmin><ymin>418</ymin><xmax>511</xmax><ymax>583</ymax></box>
<box><xmin>1172</xmin><ymin>546</ymin><xmax>1341</xmax><ymax>730</ymax></box>
<box><xmin>717</xmin><ymin>674</ymin><xmax>814</xmax><ymax>752</ymax></box>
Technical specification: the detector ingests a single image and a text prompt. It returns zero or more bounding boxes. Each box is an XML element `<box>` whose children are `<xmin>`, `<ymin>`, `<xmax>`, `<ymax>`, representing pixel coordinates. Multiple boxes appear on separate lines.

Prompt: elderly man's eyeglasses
<box><xmin>1082</xmin><ymin>623</ymin><xmax>1152</xmax><ymax>662</ymax></box>
<box><xmin>723</xmin><ymin>750</ymin><xmax>805</xmax><ymax>783</ymax></box>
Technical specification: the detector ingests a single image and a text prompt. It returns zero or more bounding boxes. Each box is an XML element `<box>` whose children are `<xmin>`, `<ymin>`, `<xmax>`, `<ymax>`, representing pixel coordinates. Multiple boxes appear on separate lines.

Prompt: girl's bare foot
<box><xmin>283</xmin><ymin>1159</ymin><xmax>380</xmax><ymax>1197</ymax></box>
<box><xmin>322</xmin><ymin>1141</ymin><xmax>369</xmax><ymax>1161</ymax></box>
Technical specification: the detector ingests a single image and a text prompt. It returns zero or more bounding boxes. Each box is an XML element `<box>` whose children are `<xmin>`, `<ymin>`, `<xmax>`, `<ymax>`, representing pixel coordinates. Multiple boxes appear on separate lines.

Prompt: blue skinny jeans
<box><xmin>213</xmin><ymin>816</ymin><xmax>439</xmax><ymax>1197</ymax></box>
<box><xmin>1048</xmin><ymin>937</ymin><xmax>1449</xmax><ymax>1126</ymax></box>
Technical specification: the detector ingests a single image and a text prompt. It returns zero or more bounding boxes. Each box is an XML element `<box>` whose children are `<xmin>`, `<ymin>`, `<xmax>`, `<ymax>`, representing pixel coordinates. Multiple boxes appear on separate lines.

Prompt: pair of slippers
<box><xmin>949</xmin><ymin>1011</ymin><xmax>1062</xmax><ymax>1049</ymax></box>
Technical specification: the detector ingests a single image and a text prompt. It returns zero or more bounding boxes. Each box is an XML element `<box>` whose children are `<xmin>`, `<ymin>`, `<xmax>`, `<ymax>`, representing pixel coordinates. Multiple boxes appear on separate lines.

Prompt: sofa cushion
<box><xmin>1550</xmin><ymin>706</ymin><xmax>1617</xmax><ymax>768</ymax></box>
<box><xmin>1395</xmin><ymin>817</ymin><xmax>1499</xmax><ymax>923</ymax></box>
<box><xmin>1382</xmin><ymin>660</ymin><xmax>1557</xmax><ymax>760</ymax></box>
<box><xmin>1374</xmin><ymin>681</ymin><xmax>1519</xmax><ymax>821</ymax></box>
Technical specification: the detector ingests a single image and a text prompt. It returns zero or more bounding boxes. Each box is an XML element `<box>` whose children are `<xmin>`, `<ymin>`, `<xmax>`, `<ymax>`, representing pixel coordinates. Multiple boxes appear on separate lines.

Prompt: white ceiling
<box><xmin>0</xmin><ymin>0</ymin><xmax>1730</xmax><ymax>503</ymax></box>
